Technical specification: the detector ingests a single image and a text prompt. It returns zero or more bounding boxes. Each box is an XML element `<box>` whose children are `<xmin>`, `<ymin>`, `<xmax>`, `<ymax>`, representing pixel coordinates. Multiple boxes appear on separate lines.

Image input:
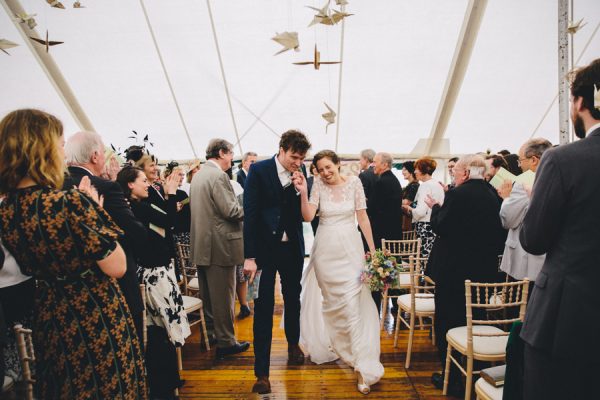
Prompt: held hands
<box><xmin>292</xmin><ymin>171</ymin><xmax>307</xmax><ymax>195</ymax></box>
<box><xmin>497</xmin><ymin>180</ymin><xmax>513</xmax><ymax>199</ymax></box>
<box><xmin>78</xmin><ymin>176</ymin><xmax>104</xmax><ymax>207</ymax></box>
<box><xmin>243</xmin><ymin>258</ymin><xmax>258</xmax><ymax>284</ymax></box>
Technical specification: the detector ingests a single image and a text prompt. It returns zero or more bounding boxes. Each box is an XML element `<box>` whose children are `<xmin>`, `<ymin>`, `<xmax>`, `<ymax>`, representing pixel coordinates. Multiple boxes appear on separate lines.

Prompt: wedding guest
<box><xmin>358</xmin><ymin>149</ymin><xmax>377</xmax><ymax>201</ymax></box>
<box><xmin>237</xmin><ymin>151</ymin><xmax>257</xmax><ymax>188</ymax></box>
<box><xmin>503</xmin><ymin>153</ymin><xmax>523</xmax><ymax>176</ymax></box>
<box><xmin>118</xmin><ymin>166</ymin><xmax>190</xmax><ymax>399</ymax></box>
<box><xmin>403</xmin><ymin>157</ymin><xmax>444</xmax><ymax>259</ymax></box>
<box><xmin>484</xmin><ymin>154</ymin><xmax>508</xmax><ymax>181</ymax></box>
<box><xmin>446</xmin><ymin>157</ymin><xmax>458</xmax><ymax>190</ymax></box>
<box><xmin>0</xmin><ymin>109</ymin><xmax>146</xmax><ymax>399</ymax></box>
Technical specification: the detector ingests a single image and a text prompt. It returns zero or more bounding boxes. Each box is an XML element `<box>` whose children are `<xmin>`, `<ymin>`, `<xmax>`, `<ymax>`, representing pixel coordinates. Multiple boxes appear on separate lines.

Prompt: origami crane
<box><xmin>328</xmin><ymin>9</ymin><xmax>353</xmax><ymax>25</ymax></box>
<box><xmin>29</xmin><ymin>31</ymin><xmax>64</xmax><ymax>53</ymax></box>
<box><xmin>46</xmin><ymin>0</ymin><xmax>65</xmax><ymax>9</ymax></box>
<box><xmin>322</xmin><ymin>102</ymin><xmax>336</xmax><ymax>133</ymax></box>
<box><xmin>335</xmin><ymin>0</ymin><xmax>349</xmax><ymax>5</ymax></box>
<box><xmin>271</xmin><ymin>31</ymin><xmax>300</xmax><ymax>55</ymax></box>
<box><xmin>293</xmin><ymin>45</ymin><xmax>340</xmax><ymax>70</ymax></box>
<box><xmin>0</xmin><ymin>39</ymin><xmax>18</xmax><ymax>55</ymax></box>
<box><xmin>73</xmin><ymin>1</ymin><xmax>85</xmax><ymax>8</ymax></box>
<box><xmin>14</xmin><ymin>13</ymin><xmax>37</xmax><ymax>29</ymax></box>
<box><xmin>567</xmin><ymin>18</ymin><xmax>587</xmax><ymax>34</ymax></box>
<box><xmin>307</xmin><ymin>0</ymin><xmax>352</xmax><ymax>26</ymax></box>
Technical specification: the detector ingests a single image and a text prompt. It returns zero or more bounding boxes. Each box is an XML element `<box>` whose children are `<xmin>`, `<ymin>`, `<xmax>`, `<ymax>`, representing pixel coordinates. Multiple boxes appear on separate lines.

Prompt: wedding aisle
<box><xmin>178</xmin><ymin>274</ymin><xmax>459</xmax><ymax>399</ymax></box>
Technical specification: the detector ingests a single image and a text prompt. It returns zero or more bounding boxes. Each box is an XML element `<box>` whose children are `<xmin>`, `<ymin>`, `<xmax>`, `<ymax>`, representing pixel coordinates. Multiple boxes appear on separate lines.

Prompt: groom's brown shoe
<box><xmin>252</xmin><ymin>376</ymin><xmax>271</xmax><ymax>394</ymax></box>
<box><xmin>288</xmin><ymin>344</ymin><xmax>305</xmax><ymax>365</ymax></box>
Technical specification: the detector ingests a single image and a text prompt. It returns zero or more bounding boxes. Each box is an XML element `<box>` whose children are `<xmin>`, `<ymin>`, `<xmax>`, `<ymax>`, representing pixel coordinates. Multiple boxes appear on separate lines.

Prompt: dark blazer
<box><xmin>236</xmin><ymin>168</ymin><xmax>247</xmax><ymax>188</ymax></box>
<box><xmin>358</xmin><ymin>166</ymin><xmax>378</xmax><ymax>204</ymax></box>
<box><xmin>243</xmin><ymin>156</ymin><xmax>305</xmax><ymax>269</ymax></box>
<box><xmin>519</xmin><ymin>127</ymin><xmax>600</xmax><ymax>362</ymax></box>
<box><xmin>368</xmin><ymin>170</ymin><xmax>403</xmax><ymax>247</ymax></box>
<box><xmin>65</xmin><ymin>166</ymin><xmax>146</xmax><ymax>332</ymax></box>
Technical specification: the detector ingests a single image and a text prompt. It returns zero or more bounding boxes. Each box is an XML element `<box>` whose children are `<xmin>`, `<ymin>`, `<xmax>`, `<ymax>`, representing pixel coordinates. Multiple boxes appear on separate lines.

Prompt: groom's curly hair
<box><xmin>279</xmin><ymin>129</ymin><xmax>311</xmax><ymax>155</ymax></box>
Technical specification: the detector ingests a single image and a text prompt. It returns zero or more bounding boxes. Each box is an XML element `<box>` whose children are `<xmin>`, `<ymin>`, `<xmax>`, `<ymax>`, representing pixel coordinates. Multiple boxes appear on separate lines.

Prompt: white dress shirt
<box><xmin>274</xmin><ymin>155</ymin><xmax>292</xmax><ymax>241</ymax></box>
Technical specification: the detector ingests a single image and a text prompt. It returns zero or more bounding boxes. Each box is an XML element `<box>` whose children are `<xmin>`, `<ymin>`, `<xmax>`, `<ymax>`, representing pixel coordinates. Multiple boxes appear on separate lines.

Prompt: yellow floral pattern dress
<box><xmin>0</xmin><ymin>187</ymin><xmax>147</xmax><ymax>399</ymax></box>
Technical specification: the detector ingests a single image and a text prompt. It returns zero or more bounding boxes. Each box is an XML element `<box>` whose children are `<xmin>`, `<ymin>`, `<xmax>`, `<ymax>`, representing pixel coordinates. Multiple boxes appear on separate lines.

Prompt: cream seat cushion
<box><xmin>475</xmin><ymin>377</ymin><xmax>503</xmax><ymax>400</ymax></box>
<box><xmin>183</xmin><ymin>295</ymin><xmax>202</xmax><ymax>310</ymax></box>
<box><xmin>397</xmin><ymin>293</ymin><xmax>435</xmax><ymax>313</ymax></box>
<box><xmin>447</xmin><ymin>326</ymin><xmax>507</xmax><ymax>355</ymax></box>
<box><xmin>187</xmin><ymin>277</ymin><xmax>199</xmax><ymax>290</ymax></box>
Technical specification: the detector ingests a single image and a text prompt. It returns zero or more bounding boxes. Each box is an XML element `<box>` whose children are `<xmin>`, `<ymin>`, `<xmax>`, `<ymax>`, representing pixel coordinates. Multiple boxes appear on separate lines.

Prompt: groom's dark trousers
<box><xmin>243</xmin><ymin>157</ymin><xmax>306</xmax><ymax>378</ymax></box>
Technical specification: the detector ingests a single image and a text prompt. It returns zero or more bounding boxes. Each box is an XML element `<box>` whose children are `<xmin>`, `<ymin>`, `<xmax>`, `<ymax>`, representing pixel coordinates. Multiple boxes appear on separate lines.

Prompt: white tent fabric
<box><xmin>1</xmin><ymin>0</ymin><xmax>599</xmax><ymax>160</ymax></box>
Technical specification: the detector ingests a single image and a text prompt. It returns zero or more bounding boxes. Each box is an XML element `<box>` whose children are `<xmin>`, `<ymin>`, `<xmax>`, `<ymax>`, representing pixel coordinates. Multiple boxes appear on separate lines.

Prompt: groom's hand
<box><xmin>243</xmin><ymin>258</ymin><xmax>258</xmax><ymax>283</ymax></box>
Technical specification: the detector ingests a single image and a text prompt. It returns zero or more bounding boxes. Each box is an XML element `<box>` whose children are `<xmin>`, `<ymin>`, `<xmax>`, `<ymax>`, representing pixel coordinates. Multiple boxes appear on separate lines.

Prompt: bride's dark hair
<box><xmin>312</xmin><ymin>150</ymin><xmax>340</xmax><ymax>171</ymax></box>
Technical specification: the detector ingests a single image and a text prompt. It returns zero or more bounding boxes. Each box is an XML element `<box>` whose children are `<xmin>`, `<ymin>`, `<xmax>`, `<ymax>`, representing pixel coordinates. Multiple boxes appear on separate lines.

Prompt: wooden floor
<box><xmin>179</xmin><ymin>279</ymin><xmax>459</xmax><ymax>400</ymax></box>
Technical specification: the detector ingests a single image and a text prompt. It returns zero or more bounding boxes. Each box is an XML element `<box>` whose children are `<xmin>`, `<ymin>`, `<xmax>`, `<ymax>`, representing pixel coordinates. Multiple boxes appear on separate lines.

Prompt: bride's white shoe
<box><xmin>357</xmin><ymin>372</ymin><xmax>370</xmax><ymax>395</ymax></box>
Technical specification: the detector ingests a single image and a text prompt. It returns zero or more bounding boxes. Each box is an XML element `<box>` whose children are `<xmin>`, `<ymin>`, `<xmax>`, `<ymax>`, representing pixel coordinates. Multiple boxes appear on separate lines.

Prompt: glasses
<box><xmin>517</xmin><ymin>156</ymin><xmax>532</xmax><ymax>166</ymax></box>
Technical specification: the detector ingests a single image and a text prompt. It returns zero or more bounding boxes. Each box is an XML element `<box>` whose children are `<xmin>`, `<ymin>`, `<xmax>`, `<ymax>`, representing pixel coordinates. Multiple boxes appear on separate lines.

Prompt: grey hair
<box><xmin>65</xmin><ymin>131</ymin><xmax>104</xmax><ymax>165</ymax></box>
<box><xmin>457</xmin><ymin>154</ymin><xmax>486</xmax><ymax>179</ymax></box>
<box><xmin>242</xmin><ymin>151</ymin><xmax>257</xmax><ymax>163</ymax></box>
<box><xmin>206</xmin><ymin>138</ymin><xmax>233</xmax><ymax>160</ymax></box>
<box><xmin>523</xmin><ymin>138</ymin><xmax>552</xmax><ymax>158</ymax></box>
<box><xmin>360</xmin><ymin>149</ymin><xmax>376</xmax><ymax>163</ymax></box>
<box><xmin>376</xmin><ymin>152</ymin><xmax>393</xmax><ymax>168</ymax></box>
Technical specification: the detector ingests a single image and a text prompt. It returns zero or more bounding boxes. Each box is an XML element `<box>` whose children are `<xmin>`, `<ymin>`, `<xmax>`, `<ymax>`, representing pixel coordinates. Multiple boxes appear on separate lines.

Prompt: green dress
<box><xmin>0</xmin><ymin>187</ymin><xmax>147</xmax><ymax>399</ymax></box>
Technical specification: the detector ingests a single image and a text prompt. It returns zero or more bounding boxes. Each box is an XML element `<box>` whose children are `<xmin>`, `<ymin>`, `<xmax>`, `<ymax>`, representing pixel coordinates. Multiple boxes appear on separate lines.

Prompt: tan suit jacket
<box><xmin>190</xmin><ymin>161</ymin><xmax>244</xmax><ymax>267</ymax></box>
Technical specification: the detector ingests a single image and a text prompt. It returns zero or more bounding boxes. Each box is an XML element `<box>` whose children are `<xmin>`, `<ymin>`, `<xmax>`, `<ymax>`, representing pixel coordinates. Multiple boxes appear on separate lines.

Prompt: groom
<box><xmin>243</xmin><ymin>130</ymin><xmax>311</xmax><ymax>394</ymax></box>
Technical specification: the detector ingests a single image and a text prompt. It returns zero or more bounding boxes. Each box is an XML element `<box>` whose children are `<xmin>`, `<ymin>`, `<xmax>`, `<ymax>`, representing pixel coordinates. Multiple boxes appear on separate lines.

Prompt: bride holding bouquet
<box><xmin>292</xmin><ymin>150</ymin><xmax>384</xmax><ymax>395</ymax></box>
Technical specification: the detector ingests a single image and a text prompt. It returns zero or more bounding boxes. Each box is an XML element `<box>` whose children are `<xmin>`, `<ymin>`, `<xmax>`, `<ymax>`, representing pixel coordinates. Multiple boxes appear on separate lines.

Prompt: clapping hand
<box><xmin>78</xmin><ymin>176</ymin><xmax>104</xmax><ymax>207</ymax></box>
<box><xmin>497</xmin><ymin>180</ymin><xmax>513</xmax><ymax>199</ymax></box>
<box><xmin>423</xmin><ymin>194</ymin><xmax>439</xmax><ymax>209</ymax></box>
<box><xmin>164</xmin><ymin>173</ymin><xmax>179</xmax><ymax>195</ymax></box>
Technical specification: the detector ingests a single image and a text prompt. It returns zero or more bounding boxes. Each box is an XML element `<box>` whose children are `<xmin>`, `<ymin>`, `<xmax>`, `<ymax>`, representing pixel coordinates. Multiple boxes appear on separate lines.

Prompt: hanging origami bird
<box><xmin>14</xmin><ymin>13</ymin><xmax>37</xmax><ymax>29</ymax></box>
<box><xmin>335</xmin><ymin>0</ymin><xmax>349</xmax><ymax>5</ymax></box>
<box><xmin>0</xmin><ymin>39</ymin><xmax>18</xmax><ymax>55</ymax></box>
<box><xmin>293</xmin><ymin>45</ymin><xmax>340</xmax><ymax>70</ymax></box>
<box><xmin>29</xmin><ymin>31</ymin><xmax>64</xmax><ymax>53</ymax></box>
<box><xmin>271</xmin><ymin>32</ymin><xmax>300</xmax><ymax>55</ymax></box>
<box><xmin>322</xmin><ymin>102</ymin><xmax>336</xmax><ymax>133</ymax></box>
<box><xmin>46</xmin><ymin>0</ymin><xmax>65</xmax><ymax>9</ymax></box>
<box><xmin>567</xmin><ymin>18</ymin><xmax>587</xmax><ymax>34</ymax></box>
<box><xmin>73</xmin><ymin>1</ymin><xmax>85</xmax><ymax>8</ymax></box>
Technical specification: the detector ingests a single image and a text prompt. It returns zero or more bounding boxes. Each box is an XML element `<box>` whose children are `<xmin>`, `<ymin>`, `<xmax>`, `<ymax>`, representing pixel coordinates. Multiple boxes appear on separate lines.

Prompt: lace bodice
<box><xmin>309</xmin><ymin>175</ymin><xmax>366</xmax><ymax>226</ymax></box>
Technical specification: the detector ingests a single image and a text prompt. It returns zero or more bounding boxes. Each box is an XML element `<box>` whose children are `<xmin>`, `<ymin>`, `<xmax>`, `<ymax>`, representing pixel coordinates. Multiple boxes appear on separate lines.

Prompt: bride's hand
<box><xmin>292</xmin><ymin>171</ymin><xmax>307</xmax><ymax>195</ymax></box>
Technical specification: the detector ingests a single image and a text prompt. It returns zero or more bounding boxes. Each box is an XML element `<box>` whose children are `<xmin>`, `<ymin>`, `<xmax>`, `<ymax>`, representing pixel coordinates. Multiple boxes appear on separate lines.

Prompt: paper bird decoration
<box><xmin>335</xmin><ymin>0</ymin><xmax>349</xmax><ymax>5</ymax></box>
<box><xmin>594</xmin><ymin>84</ymin><xmax>600</xmax><ymax>111</ymax></box>
<box><xmin>29</xmin><ymin>31</ymin><xmax>64</xmax><ymax>53</ymax></box>
<box><xmin>293</xmin><ymin>45</ymin><xmax>340</xmax><ymax>70</ymax></box>
<box><xmin>46</xmin><ymin>0</ymin><xmax>65</xmax><ymax>9</ymax></box>
<box><xmin>0</xmin><ymin>39</ymin><xmax>18</xmax><ymax>55</ymax></box>
<box><xmin>271</xmin><ymin>32</ymin><xmax>300</xmax><ymax>55</ymax></box>
<box><xmin>328</xmin><ymin>9</ymin><xmax>353</xmax><ymax>25</ymax></box>
<box><xmin>73</xmin><ymin>1</ymin><xmax>85</xmax><ymax>8</ymax></box>
<box><xmin>307</xmin><ymin>0</ymin><xmax>352</xmax><ymax>26</ymax></box>
<box><xmin>14</xmin><ymin>13</ymin><xmax>37</xmax><ymax>29</ymax></box>
<box><xmin>568</xmin><ymin>18</ymin><xmax>587</xmax><ymax>34</ymax></box>
<box><xmin>322</xmin><ymin>102</ymin><xmax>336</xmax><ymax>133</ymax></box>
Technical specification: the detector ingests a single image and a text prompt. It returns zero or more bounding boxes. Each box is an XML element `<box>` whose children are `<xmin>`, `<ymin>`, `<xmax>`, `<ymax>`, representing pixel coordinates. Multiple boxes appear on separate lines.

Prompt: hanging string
<box><xmin>206</xmin><ymin>0</ymin><xmax>243</xmax><ymax>155</ymax></box>
<box><xmin>334</xmin><ymin>3</ymin><xmax>347</xmax><ymax>152</ymax></box>
<box><xmin>138</xmin><ymin>0</ymin><xmax>198</xmax><ymax>158</ymax></box>
<box><xmin>529</xmin><ymin>20</ymin><xmax>600</xmax><ymax>139</ymax></box>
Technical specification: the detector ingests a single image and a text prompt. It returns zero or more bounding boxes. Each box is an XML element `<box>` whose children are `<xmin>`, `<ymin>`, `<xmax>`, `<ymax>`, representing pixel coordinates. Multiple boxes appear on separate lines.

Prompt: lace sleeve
<box><xmin>354</xmin><ymin>176</ymin><xmax>367</xmax><ymax>210</ymax></box>
<box><xmin>309</xmin><ymin>177</ymin><xmax>320</xmax><ymax>207</ymax></box>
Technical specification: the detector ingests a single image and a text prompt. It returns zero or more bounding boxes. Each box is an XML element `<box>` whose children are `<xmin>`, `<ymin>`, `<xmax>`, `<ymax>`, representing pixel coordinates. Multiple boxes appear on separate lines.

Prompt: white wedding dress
<box><xmin>300</xmin><ymin>175</ymin><xmax>384</xmax><ymax>386</ymax></box>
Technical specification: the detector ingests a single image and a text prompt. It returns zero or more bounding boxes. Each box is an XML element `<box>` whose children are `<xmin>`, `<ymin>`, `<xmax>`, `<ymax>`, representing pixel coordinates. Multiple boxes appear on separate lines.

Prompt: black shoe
<box><xmin>431</xmin><ymin>372</ymin><xmax>464</xmax><ymax>397</ymax></box>
<box><xmin>431</xmin><ymin>372</ymin><xmax>444</xmax><ymax>389</ymax></box>
<box><xmin>237</xmin><ymin>305</ymin><xmax>251</xmax><ymax>319</ymax></box>
<box><xmin>215</xmin><ymin>341</ymin><xmax>250</xmax><ymax>359</ymax></box>
<box><xmin>208</xmin><ymin>336</ymin><xmax>218</xmax><ymax>346</ymax></box>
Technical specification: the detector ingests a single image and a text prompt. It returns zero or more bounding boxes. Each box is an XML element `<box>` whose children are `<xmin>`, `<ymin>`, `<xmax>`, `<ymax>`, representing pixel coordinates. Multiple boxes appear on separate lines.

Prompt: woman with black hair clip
<box><xmin>117</xmin><ymin>166</ymin><xmax>190</xmax><ymax>400</ymax></box>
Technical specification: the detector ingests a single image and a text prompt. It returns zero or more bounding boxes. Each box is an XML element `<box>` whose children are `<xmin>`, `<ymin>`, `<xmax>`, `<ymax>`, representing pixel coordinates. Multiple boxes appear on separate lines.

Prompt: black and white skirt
<box><xmin>415</xmin><ymin>221</ymin><xmax>436</xmax><ymax>259</ymax></box>
<box><xmin>138</xmin><ymin>262</ymin><xmax>191</xmax><ymax>346</ymax></box>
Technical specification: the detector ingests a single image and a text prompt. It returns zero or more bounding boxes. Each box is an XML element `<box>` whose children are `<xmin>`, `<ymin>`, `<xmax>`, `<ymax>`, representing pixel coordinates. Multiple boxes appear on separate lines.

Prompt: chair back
<box><xmin>402</xmin><ymin>230</ymin><xmax>417</xmax><ymax>241</ymax></box>
<box><xmin>408</xmin><ymin>256</ymin><xmax>435</xmax><ymax>303</ymax></box>
<box><xmin>176</xmin><ymin>243</ymin><xmax>197</xmax><ymax>295</ymax></box>
<box><xmin>14</xmin><ymin>324</ymin><xmax>35</xmax><ymax>400</ymax></box>
<box><xmin>464</xmin><ymin>279</ymin><xmax>530</xmax><ymax>354</ymax></box>
<box><xmin>382</xmin><ymin>238</ymin><xmax>421</xmax><ymax>263</ymax></box>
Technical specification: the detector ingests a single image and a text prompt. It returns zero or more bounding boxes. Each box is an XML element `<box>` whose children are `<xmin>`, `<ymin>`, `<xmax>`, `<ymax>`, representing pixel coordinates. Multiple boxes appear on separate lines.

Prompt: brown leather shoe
<box><xmin>288</xmin><ymin>344</ymin><xmax>305</xmax><ymax>365</ymax></box>
<box><xmin>252</xmin><ymin>376</ymin><xmax>271</xmax><ymax>394</ymax></box>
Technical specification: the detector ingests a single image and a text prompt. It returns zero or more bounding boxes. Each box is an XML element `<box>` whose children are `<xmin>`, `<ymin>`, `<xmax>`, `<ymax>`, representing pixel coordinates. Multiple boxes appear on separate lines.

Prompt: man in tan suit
<box><xmin>190</xmin><ymin>138</ymin><xmax>250</xmax><ymax>358</ymax></box>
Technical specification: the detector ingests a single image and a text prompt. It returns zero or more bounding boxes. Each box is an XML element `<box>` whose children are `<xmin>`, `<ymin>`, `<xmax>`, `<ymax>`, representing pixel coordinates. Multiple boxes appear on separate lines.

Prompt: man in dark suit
<box><xmin>519</xmin><ymin>58</ymin><xmax>600</xmax><ymax>400</ymax></box>
<box><xmin>358</xmin><ymin>149</ymin><xmax>378</xmax><ymax>201</ymax></box>
<box><xmin>64</xmin><ymin>131</ymin><xmax>146</xmax><ymax>342</ymax></box>
<box><xmin>426</xmin><ymin>154</ymin><xmax>505</xmax><ymax>395</ymax></box>
<box><xmin>368</xmin><ymin>152</ymin><xmax>403</xmax><ymax>312</ymax></box>
<box><xmin>243</xmin><ymin>130</ymin><xmax>311</xmax><ymax>394</ymax></box>
<box><xmin>236</xmin><ymin>151</ymin><xmax>257</xmax><ymax>188</ymax></box>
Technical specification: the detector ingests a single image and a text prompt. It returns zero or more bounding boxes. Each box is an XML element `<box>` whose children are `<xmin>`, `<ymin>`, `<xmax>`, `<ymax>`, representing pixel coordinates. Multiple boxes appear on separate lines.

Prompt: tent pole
<box><xmin>558</xmin><ymin>0</ymin><xmax>570</xmax><ymax>145</ymax></box>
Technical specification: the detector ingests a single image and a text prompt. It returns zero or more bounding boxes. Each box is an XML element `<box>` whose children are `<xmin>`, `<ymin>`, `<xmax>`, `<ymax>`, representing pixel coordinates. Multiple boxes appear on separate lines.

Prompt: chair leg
<box><xmin>431</xmin><ymin>317</ymin><xmax>436</xmax><ymax>345</ymax></box>
<box><xmin>465</xmin><ymin>355</ymin><xmax>474</xmax><ymax>400</ymax></box>
<box><xmin>418</xmin><ymin>316</ymin><xmax>424</xmax><ymax>328</ymax></box>
<box><xmin>405</xmin><ymin>312</ymin><xmax>416</xmax><ymax>369</ymax></box>
<box><xmin>199</xmin><ymin>306</ymin><xmax>210</xmax><ymax>351</ymax></box>
<box><xmin>380</xmin><ymin>290</ymin><xmax>388</xmax><ymax>330</ymax></box>
<box><xmin>393</xmin><ymin>308</ymin><xmax>401</xmax><ymax>348</ymax></box>
<box><xmin>442</xmin><ymin>342</ymin><xmax>452</xmax><ymax>396</ymax></box>
<box><xmin>177</xmin><ymin>347</ymin><xmax>183</xmax><ymax>371</ymax></box>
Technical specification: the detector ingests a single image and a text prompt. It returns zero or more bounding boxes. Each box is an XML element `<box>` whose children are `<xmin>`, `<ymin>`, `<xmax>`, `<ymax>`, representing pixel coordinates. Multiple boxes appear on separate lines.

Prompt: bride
<box><xmin>292</xmin><ymin>150</ymin><xmax>384</xmax><ymax>394</ymax></box>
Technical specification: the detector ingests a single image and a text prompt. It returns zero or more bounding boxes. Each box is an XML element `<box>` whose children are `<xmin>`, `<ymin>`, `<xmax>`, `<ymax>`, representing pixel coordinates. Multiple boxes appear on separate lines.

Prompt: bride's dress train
<box><xmin>300</xmin><ymin>176</ymin><xmax>384</xmax><ymax>386</ymax></box>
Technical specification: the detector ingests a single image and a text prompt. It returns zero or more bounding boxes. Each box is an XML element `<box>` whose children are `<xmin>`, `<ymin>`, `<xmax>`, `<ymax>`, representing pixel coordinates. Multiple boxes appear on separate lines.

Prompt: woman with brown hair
<box><xmin>0</xmin><ymin>109</ymin><xmax>146</xmax><ymax>399</ymax></box>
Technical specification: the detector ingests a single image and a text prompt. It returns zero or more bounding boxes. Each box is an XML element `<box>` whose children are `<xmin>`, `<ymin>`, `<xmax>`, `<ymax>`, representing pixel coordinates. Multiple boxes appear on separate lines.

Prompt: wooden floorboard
<box><xmin>179</xmin><ymin>277</ymin><xmax>460</xmax><ymax>400</ymax></box>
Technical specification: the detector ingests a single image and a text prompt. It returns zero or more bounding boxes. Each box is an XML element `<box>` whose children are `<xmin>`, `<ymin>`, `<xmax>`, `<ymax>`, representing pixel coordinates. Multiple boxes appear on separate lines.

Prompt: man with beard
<box><xmin>519</xmin><ymin>58</ymin><xmax>600</xmax><ymax>399</ymax></box>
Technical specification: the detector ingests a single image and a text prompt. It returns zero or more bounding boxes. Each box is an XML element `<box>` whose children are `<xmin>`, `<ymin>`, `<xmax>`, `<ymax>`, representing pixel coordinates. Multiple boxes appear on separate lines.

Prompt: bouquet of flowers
<box><xmin>360</xmin><ymin>249</ymin><xmax>406</xmax><ymax>292</ymax></box>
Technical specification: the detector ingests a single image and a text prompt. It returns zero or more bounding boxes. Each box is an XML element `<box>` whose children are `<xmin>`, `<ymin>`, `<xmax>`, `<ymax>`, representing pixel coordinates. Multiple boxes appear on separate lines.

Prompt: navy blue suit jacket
<box><xmin>243</xmin><ymin>156</ymin><xmax>305</xmax><ymax>269</ymax></box>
